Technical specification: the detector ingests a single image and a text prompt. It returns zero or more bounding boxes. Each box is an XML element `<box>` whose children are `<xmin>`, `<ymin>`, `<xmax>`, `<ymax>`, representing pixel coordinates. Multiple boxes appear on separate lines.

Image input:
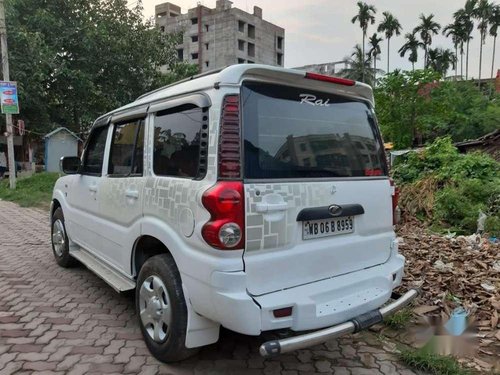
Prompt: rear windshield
<box><xmin>241</xmin><ymin>82</ymin><xmax>387</xmax><ymax>179</ymax></box>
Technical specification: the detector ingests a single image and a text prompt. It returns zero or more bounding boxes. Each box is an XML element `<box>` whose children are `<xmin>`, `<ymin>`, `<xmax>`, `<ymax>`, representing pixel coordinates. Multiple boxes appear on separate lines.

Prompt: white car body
<box><xmin>51</xmin><ymin>64</ymin><xmax>412</xmax><ymax>356</ymax></box>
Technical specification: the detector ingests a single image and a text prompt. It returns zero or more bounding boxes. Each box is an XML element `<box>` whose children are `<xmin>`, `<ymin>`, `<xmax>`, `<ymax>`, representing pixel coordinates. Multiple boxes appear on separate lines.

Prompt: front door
<box><xmin>98</xmin><ymin>117</ymin><xmax>146</xmax><ymax>274</ymax></box>
<box><xmin>65</xmin><ymin>124</ymin><xmax>110</xmax><ymax>254</ymax></box>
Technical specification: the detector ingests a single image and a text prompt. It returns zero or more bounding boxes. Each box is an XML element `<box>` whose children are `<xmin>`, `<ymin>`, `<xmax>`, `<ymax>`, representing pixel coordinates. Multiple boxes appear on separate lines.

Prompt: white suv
<box><xmin>51</xmin><ymin>64</ymin><xmax>417</xmax><ymax>362</ymax></box>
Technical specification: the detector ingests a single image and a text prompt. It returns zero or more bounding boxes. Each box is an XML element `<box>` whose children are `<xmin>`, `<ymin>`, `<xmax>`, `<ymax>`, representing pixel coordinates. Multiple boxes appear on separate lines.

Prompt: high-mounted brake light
<box><xmin>305</xmin><ymin>72</ymin><xmax>356</xmax><ymax>86</ymax></box>
<box><xmin>218</xmin><ymin>95</ymin><xmax>241</xmax><ymax>179</ymax></box>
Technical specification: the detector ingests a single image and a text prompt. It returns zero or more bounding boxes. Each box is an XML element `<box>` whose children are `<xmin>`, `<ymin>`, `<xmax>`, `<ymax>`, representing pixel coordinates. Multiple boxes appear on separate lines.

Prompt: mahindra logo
<box><xmin>299</xmin><ymin>94</ymin><xmax>330</xmax><ymax>107</ymax></box>
<box><xmin>329</xmin><ymin>205</ymin><xmax>342</xmax><ymax>217</ymax></box>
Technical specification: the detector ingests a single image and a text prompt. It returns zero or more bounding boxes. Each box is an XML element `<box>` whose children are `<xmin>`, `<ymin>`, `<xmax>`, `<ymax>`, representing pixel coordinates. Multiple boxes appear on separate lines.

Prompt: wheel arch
<box><xmin>132</xmin><ymin>235</ymin><xmax>172</xmax><ymax>278</ymax></box>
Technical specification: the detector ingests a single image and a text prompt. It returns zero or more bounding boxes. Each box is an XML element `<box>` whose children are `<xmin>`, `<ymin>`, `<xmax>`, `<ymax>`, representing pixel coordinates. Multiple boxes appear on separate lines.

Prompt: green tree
<box><xmin>443</xmin><ymin>19</ymin><xmax>466</xmax><ymax>78</ymax></box>
<box><xmin>377</xmin><ymin>11</ymin><xmax>402</xmax><ymax>74</ymax></box>
<box><xmin>455</xmin><ymin>0</ymin><xmax>477</xmax><ymax>80</ymax></box>
<box><xmin>414</xmin><ymin>14</ymin><xmax>441</xmax><ymax>68</ymax></box>
<box><xmin>368</xmin><ymin>33</ymin><xmax>383</xmax><ymax>82</ymax></box>
<box><xmin>427</xmin><ymin>48</ymin><xmax>456</xmax><ymax>77</ymax></box>
<box><xmin>474</xmin><ymin>0</ymin><xmax>494</xmax><ymax>80</ymax></box>
<box><xmin>489</xmin><ymin>4</ymin><xmax>500</xmax><ymax>78</ymax></box>
<box><xmin>351</xmin><ymin>2</ymin><xmax>376</xmax><ymax>82</ymax></box>
<box><xmin>399</xmin><ymin>33</ymin><xmax>424</xmax><ymax>71</ymax></box>
<box><xmin>339</xmin><ymin>44</ymin><xmax>379</xmax><ymax>86</ymax></box>
<box><xmin>5</xmin><ymin>0</ymin><xmax>196</xmax><ymax>134</ymax></box>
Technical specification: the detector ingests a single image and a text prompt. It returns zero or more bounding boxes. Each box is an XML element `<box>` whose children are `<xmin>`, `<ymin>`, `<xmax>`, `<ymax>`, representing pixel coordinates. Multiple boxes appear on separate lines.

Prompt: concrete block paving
<box><xmin>0</xmin><ymin>201</ymin><xmax>420</xmax><ymax>374</ymax></box>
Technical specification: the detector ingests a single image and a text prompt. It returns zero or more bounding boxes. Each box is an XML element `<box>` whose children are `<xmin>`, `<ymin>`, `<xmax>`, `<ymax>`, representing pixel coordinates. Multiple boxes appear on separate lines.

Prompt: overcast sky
<box><xmin>141</xmin><ymin>0</ymin><xmax>499</xmax><ymax>78</ymax></box>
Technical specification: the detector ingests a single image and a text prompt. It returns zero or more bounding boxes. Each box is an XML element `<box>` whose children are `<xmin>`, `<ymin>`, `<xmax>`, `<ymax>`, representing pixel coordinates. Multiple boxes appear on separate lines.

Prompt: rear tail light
<box><xmin>305</xmin><ymin>72</ymin><xmax>356</xmax><ymax>86</ymax></box>
<box><xmin>219</xmin><ymin>95</ymin><xmax>241</xmax><ymax>179</ymax></box>
<box><xmin>273</xmin><ymin>307</ymin><xmax>293</xmax><ymax>318</ymax></box>
<box><xmin>202</xmin><ymin>181</ymin><xmax>245</xmax><ymax>250</ymax></box>
<box><xmin>390</xmin><ymin>179</ymin><xmax>400</xmax><ymax>225</ymax></box>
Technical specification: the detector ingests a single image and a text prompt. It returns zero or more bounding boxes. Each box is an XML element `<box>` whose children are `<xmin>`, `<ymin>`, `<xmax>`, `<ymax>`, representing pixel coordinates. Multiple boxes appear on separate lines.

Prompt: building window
<box><xmin>238</xmin><ymin>58</ymin><xmax>246</xmax><ymax>64</ymax></box>
<box><xmin>300</xmin><ymin>143</ymin><xmax>307</xmax><ymax>152</ymax></box>
<box><xmin>248</xmin><ymin>60</ymin><xmax>255</xmax><ymax>63</ymax></box>
<box><xmin>277</xmin><ymin>52</ymin><xmax>283</xmax><ymax>66</ymax></box>
<box><xmin>191</xmin><ymin>53</ymin><xmax>199</xmax><ymax>60</ymax></box>
<box><xmin>248</xmin><ymin>42</ymin><xmax>255</xmax><ymax>57</ymax></box>
<box><xmin>205</xmin><ymin>61</ymin><xmax>209</xmax><ymax>68</ymax></box>
<box><xmin>238</xmin><ymin>39</ymin><xmax>245</xmax><ymax>51</ymax></box>
<box><xmin>160</xmin><ymin>26</ymin><xmax>165</xmax><ymax>33</ymax></box>
<box><xmin>177</xmin><ymin>49</ymin><xmax>184</xmax><ymax>60</ymax></box>
<box><xmin>191</xmin><ymin>17</ymin><xmax>198</xmax><ymax>25</ymax></box>
<box><xmin>277</xmin><ymin>36</ymin><xmax>284</xmax><ymax>50</ymax></box>
<box><xmin>205</xmin><ymin>24</ymin><xmax>209</xmax><ymax>32</ymax></box>
<box><xmin>248</xmin><ymin>24</ymin><xmax>255</xmax><ymax>39</ymax></box>
<box><xmin>238</xmin><ymin>20</ymin><xmax>245</xmax><ymax>32</ymax></box>
<box><xmin>205</xmin><ymin>43</ymin><xmax>209</xmax><ymax>50</ymax></box>
<box><xmin>169</xmin><ymin>12</ymin><xmax>178</xmax><ymax>17</ymax></box>
<box><xmin>191</xmin><ymin>35</ymin><xmax>198</xmax><ymax>43</ymax></box>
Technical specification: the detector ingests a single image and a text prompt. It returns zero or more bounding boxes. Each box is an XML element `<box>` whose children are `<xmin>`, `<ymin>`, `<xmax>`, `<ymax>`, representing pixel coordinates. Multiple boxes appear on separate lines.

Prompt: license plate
<box><xmin>302</xmin><ymin>216</ymin><xmax>354</xmax><ymax>240</ymax></box>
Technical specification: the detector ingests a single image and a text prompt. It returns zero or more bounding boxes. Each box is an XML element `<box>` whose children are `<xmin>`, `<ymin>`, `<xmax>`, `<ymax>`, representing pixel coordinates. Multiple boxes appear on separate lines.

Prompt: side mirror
<box><xmin>60</xmin><ymin>156</ymin><xmax>81</xmax><ymax>174</ymax></box>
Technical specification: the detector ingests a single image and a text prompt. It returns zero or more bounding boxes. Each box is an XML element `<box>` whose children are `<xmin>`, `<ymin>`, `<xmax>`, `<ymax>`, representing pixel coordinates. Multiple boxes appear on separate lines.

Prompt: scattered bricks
<box><xmin>56</xmin><ymin>354</ymin><xmax>82</xmax><ymax>371</ymax></box>
<box><xmin>16</xmin><ymin>352</ymin><xmax>50</xmax><ymax>361</ymax></box>
<box><xmin>47</xmin><ymin>346</ymin><xmax>73</xmax><ymax>362</ymax></box>
<box><xmin>115</xmin><ymin>331</ymin><xmax>143</xmax><ymax>340</ymax></box>
<box><xmin>57</xmin><ymin>331</ymin><xmax>87</xmax><ymax>339</ymax></box>
<box><xmin>89</xmin><ymin>363</ymin><xmax>125</xmax><ymax>373</ymax></box>
<box><xmin>0</xmin><ymin>316</ymin><xmax>19</xmax><ymax>324</ymax></box>
<box><xmin>79</xmin><ymin>354</ymin><xmax>114</xmax><ymax>364</ymax></box>
<box><xmin>26</xmin><ymin>323</ymin><xmax>51</xmax><ymax>337</ymax></box>
<box><xmin>45</xmin><ymin>318</ymin><xmax>73</xmax><ymax>325</ymax></box>
<box><xmin>51</xmin><ymin>324</ymin><xmax>78</xmax><ymax>332</ymax></box>
<box><xmin>5</xmin><ymin>337</ymin><xmax>36</xmax><ymax>345</ymax></box>
<box><xmin>115</xmin><ymin>347</ymin><xmax>136</xmax><ymax>363</ymax></box>
<box><xmin>359</xmin><ymin>353</ymin><xmax>376</xmax><ymax>368</ymax></box>
<box><xmin>0</xmin><ymin>329</ymin><xmax>29</xmax><ymax>338</ymax></box>
<box><xmin>34</xmin><ymin>330</ymin><xmax>58</xmax><ymax>344</ymax></box>
<box><xmin>341</xmin><ymin>345</ymin><xmax>357</xmax><ymax>359</ymax></box>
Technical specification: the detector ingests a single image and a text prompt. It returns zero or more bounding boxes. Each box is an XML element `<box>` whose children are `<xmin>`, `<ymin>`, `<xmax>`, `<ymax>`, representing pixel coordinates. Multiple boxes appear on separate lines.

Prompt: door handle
<box><xmin>125</xmin><ymin>189</ymin><xmax>139</xmax><ymax>199</ymax></box>
<box><xmin>256</xmin><ymin>202</ymin><xmax>288</xmax><ymax>213</ymax></box>
<box><xmin>89</xmin><ymin>185</ymin><xmax>98</xmax><ymax>193</ymax></box>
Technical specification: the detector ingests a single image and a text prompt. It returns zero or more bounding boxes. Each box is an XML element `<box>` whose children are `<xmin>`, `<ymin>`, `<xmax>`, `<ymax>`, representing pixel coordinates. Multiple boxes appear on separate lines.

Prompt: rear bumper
<box><xmin>196</xmin><ymin>253</ymin><xmax>405</xmax><ymax>336</ymax></box>
<box><xmin>259</xmin><ymin>288</ymin><xmax>419</xmax><ymax>358</ymax></box>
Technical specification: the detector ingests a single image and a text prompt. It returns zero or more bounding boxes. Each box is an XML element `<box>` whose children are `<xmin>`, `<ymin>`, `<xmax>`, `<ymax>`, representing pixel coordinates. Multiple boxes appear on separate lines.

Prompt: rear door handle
<box><xmin>256</xmin><ymin>203</ymin><xmax>288</xmax><ymax>213</ymax></box>
<box><xmin>125</xmin><ymin>189</ymin><xmax>139</xmax><ymax>199</ymax></box>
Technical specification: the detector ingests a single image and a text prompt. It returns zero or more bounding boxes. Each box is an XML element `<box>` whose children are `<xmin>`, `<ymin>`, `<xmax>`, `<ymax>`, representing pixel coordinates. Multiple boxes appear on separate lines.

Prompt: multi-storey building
<box><xmin>155</xmin><ymin>0</ymin><xmax>285</xmax><ymax>72</ymax></box>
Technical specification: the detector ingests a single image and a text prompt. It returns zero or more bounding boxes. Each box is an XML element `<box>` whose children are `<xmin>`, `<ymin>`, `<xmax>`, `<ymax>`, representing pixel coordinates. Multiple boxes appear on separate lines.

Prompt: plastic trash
<box><xmin>477</xmin><ymin>211</ymin><xmax>487</xmax><ymax>234</ymax></box>
<box><xmin>444</xmin><ymin>307</ymin><xmax>469</xmax><ymax>336</ymax></box>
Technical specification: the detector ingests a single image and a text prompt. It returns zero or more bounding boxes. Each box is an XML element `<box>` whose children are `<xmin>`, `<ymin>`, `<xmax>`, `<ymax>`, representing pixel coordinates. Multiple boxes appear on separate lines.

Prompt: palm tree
<box><xmin>368</xmin><ymin>33</ymin><xmax>383</xmax><ymax>78</ymax></box>
<box><xmin>428</xmin><ymin>48</ymin><xmax>457</xmax><ymax>77</ymax></box>
<box><xmin>377</xmin><ymin>11</ymin><xmax>402</xmax><ymax>74</ymax></box>
<box><xmin>339</xmin><ymin>44</ymin><xmax>380</xmax><ymax>86</ymax></box>
<box><xmin>414</xmin><ymin>14</ymin><xmax>441</xmax><ymax>68</ymax></box>
<box><xmin>455</xmin><ymin>0</ymin><xmax>477</xmax><ymax>79</ymax></box>
<box><xmin>443</xmin><ymin>20</ymin><xmax>465</xmax><ymax>79</ymax></box>
<box><xmin>490</xmin><ymin>5</ymin><xmax>500</xmax><ymax>78</ymax></box>
<box><xmin>351</xmin><ymin>2</ymin><xmax>377</xmax><ymax>81</ymax></box>
<box><xmin>399</xmin><ymin>33</ymin><xmax>424</xmax><ymax>71</ymax></box>
<box><xmin>474</xmin><ymin>0</ymin><xmax>494</xmax><ymax>80</ymax></box>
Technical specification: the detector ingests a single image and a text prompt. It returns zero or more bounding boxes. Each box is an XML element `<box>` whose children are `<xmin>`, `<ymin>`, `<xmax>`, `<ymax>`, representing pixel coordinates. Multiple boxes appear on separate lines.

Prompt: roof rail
<box><xmin>136</xmin><ymin>67</ymin><xmax>226</xmax><ymax>101</ymax></box>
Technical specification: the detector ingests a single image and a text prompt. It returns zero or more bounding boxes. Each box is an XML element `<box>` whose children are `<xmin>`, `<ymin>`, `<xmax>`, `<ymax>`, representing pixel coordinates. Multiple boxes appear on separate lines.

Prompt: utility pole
<box><xmin>0</xmin><ymin>0</ymin><xmax>15</xmax><ymax>189</ymax></box>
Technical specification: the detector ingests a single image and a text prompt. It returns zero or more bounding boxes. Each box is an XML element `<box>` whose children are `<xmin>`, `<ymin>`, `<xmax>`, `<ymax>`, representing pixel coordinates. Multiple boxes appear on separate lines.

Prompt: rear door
<box><xmin>241</xmin><ymin>82</ymin><xmax>393</xmax><ymax>296</ymax></box>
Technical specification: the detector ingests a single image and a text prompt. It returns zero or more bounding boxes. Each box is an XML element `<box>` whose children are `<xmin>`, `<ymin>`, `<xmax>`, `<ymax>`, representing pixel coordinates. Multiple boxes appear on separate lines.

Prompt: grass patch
<box><xmin>0</xmin><ymin>172</ymin><xmax>59</xmax><ymax>208</ymax></box>
<box><xmin>384</xmin><ymin>308</ymin><xmax>413</xmax><ymax>329</ymax></box>
<box><xmin>399</xmin><ymin>346</ymin><xmax>472</xmax><ymax>375</ymax></box>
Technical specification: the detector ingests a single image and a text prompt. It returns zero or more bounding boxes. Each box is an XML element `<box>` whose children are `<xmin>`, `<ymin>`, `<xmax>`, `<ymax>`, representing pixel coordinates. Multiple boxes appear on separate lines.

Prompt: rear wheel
<box><xmin>51</xmin><ymin>207</ymin><xmax>76</xmax><ymax>268</ymax></box>
<box><xmin>136</xmin><ymin>253</ymin><xmax>198</xmax><ymax>363</ymax></box>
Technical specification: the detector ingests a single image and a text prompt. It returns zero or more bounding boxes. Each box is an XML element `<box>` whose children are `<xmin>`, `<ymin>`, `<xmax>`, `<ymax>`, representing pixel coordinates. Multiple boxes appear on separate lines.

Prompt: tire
<box><xmin>51</xmin><ymin>207</ymin><xmax>76</xmax><ymax>268</ymax></box>
<box><xmin>136</xmin><ymin>253</ymin><xmax>198</xmax><ymax>363</ymax></box>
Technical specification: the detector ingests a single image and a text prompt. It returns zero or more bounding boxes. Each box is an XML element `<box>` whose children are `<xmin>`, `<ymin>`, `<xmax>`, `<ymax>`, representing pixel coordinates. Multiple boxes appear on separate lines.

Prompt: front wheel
<box><xmin>136</xmin><ymin>253</ymin><xmax>198</xmax><ymax>363</ymax></box>
<box><xmin>51</xmin><ymin>207</ymin><xmax>76</xmax><ymax>268</ymax></box>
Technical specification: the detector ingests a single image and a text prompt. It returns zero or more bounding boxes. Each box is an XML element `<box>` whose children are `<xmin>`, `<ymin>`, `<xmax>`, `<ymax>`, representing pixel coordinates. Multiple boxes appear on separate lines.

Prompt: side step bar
<box><xmin>260</xmin><ymin>289</ymin><xmax>419</xmax><ymax>358</ymax></box>
<box><xmin>70</xmin><ymin>247</ymin><xmax>136</xmax><ymax>292</ymax></box>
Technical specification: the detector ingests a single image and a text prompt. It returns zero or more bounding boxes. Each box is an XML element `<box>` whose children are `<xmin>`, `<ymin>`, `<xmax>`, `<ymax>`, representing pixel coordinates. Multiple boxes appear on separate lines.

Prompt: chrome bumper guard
<box><xmin>259</xmin><ymin>288</ymin><xmax>419</xmax><ymax>358</ymax></box>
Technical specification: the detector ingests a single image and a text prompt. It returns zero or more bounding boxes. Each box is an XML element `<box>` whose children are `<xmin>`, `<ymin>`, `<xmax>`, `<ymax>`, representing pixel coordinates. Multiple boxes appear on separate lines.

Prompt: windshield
<box><xmin>242</xmin><ymin>82</ymin><xmax>387</xmax><ymax>179</ymax></box>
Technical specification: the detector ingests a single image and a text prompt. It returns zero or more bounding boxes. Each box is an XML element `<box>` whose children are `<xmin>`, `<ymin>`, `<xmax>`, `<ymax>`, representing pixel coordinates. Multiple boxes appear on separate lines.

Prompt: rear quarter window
<box><xmin>241</xmin><ymin>82</ymin><xmax>387</xmax><ymax>179</ymax></box>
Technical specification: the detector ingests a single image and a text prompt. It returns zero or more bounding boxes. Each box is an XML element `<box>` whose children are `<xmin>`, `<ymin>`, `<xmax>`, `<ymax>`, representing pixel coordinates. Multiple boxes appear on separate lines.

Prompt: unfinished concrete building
<box><xmin>155</xmin><ymin>0</ymin><xmax>285</xmax><ymax>72</ymax></box>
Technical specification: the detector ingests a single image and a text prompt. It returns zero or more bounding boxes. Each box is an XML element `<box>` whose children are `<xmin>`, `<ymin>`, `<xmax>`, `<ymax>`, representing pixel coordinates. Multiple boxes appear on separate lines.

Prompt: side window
<box><xmin>153</xmin><ymin>105</ymin><xmax>204</xmax><ymax>178</ymax></box>
<box><xmin>81</xmin><ymin>126</ymin><xmax>109</xmax><ymax>175</ymax></box>
<box><xmin>108</xmin><ymin>119</ymin><xmax>144</xmax><ymax>176</ymax></box>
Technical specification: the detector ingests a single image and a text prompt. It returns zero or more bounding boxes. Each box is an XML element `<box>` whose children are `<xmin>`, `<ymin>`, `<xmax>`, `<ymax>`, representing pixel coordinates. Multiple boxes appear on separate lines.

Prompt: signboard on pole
<box><xmin>0</xmin><ymin>81</ymin><xmax>19</xmax><ymax>114</ymax></box>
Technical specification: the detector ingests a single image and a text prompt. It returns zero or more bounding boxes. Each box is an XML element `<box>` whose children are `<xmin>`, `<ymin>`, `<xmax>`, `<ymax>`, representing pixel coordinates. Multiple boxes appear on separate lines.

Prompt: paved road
<box><xmin>0</xmin><ymin>200</ymin><xmax>419</xmax><ymax>374</ymax></box>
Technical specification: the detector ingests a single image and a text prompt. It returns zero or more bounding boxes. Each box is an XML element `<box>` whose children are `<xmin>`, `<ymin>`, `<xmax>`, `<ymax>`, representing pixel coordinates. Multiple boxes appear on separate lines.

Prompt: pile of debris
<box><xmin>396</xmin><ymin>217</ymin><xmax>500</xmax><ymax>355</ymax></box>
